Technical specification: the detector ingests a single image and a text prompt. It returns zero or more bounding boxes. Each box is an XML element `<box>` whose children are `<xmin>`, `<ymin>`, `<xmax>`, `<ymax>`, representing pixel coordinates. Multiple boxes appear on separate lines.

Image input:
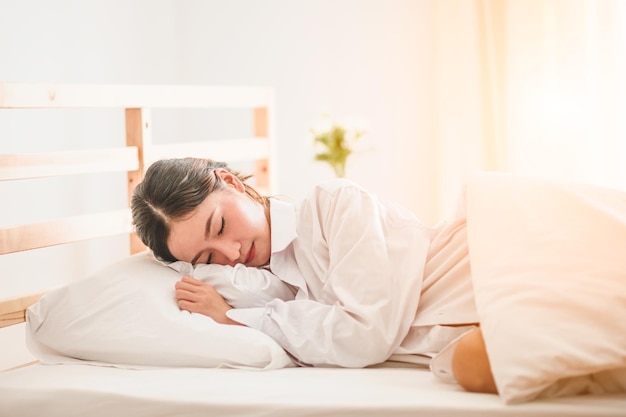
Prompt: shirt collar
<box><xmin>269</xmin><ymin>197</ymin><xmax>297</xmax><ymax>254</ymax></box>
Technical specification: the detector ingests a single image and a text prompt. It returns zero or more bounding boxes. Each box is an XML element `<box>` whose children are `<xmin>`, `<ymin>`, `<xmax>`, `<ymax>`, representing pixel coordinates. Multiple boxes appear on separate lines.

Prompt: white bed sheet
<box><xmin>1</xmin><ymin>362</ymin><xmax>625</xmax><ymax>417</ymax></box>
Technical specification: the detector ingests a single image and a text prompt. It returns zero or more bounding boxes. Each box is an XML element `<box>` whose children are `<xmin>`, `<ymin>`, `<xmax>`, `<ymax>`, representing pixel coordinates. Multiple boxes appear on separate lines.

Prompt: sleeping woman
<box><xmin>130</xmin><ymin>157</ymin><xmax>496</xmax><ymax>394</ymax></box>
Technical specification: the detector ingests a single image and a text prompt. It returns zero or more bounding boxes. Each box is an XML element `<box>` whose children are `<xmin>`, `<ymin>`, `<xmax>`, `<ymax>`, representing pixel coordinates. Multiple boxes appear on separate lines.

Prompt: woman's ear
<box><xmin>215</xmin><ymin>168</ymin><xmax>245</xmax><ymax>192</ymax></box>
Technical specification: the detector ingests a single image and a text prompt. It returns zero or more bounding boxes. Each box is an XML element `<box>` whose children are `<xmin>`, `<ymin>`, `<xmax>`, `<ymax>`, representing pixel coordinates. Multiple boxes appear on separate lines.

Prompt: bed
<box><xmin>1</xmin><ymin>82</ymin><xmax>626</xmax><ymax>417</ymax></box>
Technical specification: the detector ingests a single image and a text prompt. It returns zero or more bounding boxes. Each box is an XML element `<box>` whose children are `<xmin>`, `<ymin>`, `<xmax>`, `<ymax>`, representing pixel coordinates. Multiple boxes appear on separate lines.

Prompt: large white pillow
<box><xmin>26</xmin><ymin>251</ymin><xmax>294</xmax><ymax>370</ymax></box>
<box><xmin>465</xmin><ymin>172</ymin><xmax>626</xmax><ymax>403</ymax></box>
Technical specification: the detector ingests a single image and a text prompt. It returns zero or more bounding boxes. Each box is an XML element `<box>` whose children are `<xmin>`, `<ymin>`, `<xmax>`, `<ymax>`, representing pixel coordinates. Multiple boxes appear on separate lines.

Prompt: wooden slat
<box><xmin>253</xmin><ymin>107</ymin><xmax>270</xmax><ymax>191</ymax></box>
<box><xmin>126</xmin><ymin>108</ymin><xmax>150</xmax><ymax>254</ymax></box>
<box><xmin>0</xmin><ymin>83</ymin><xmax>273</xmax><ymax>109</ymax></box>
<box><xmin>147</xmin><ymin>138</ymin><xmax>270</xmax><ymax>165</ymax></box>
<box><xmin>0</xmin><ymin>292</ymin><xmax>46</xmax><ymax>328</ymax></box>
<box><xmin>0</xmin><ymin>209</ymin><xmax>132</xmax><ymax>254</ymax></box>
<box><xmin>0</xmin><ymin>147</ymin><xmax>139</xmax><ymax>181</ymax></box>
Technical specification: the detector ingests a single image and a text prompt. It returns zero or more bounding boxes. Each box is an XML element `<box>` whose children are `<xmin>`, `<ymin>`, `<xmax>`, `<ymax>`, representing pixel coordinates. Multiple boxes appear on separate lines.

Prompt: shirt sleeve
<box><xmin>227</xmin><ymin>181</ymin><xmax>431</xmax><ymax>367</ymax></box>
<box><xmin>429</xmin><ymin>325</ymin><xmax>477</xmax><ymax>384</ymax></box>
<box><xmin>177</xmin><ymin>263</ymin><xmax>296</xmax><ymax>308</ymax></box>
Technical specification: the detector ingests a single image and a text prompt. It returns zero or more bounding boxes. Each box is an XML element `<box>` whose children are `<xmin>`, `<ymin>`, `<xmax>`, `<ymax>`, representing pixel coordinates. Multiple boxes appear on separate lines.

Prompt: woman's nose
<box><xmin>210</xmin><ymin>241</ymin><xmax>241</xmax><ymax>266</ymax></box>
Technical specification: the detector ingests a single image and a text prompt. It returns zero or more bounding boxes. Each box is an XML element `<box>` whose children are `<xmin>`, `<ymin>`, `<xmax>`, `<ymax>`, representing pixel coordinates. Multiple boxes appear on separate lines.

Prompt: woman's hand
<box><xmin>175</xmin><ymin>276</ymin><xmax>242</xmax><ymax>326</ymax></box>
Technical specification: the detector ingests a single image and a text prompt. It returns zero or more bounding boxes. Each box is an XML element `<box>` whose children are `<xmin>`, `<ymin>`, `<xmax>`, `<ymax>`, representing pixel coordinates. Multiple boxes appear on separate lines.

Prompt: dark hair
<box><xmin>131</xmin><ymin>157</ymin><xmax>267</xmax><ymax>262</ymax></box>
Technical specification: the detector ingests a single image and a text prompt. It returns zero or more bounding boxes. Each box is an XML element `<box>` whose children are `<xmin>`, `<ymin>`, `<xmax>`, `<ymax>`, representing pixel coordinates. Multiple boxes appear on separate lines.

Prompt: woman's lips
<box><xmin>245</xmin><ymin>243</ymin><xmax>255</xmax><ymax>265</ymax></box>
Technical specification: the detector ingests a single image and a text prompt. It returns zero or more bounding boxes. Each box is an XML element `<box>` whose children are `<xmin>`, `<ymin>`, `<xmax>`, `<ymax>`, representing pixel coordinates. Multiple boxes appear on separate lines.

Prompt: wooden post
<box><xmin>125</xmin><ymin>108</ymin><xmax>151</xmax><ymax>254</ymax></box>
<box><xmin>253</xmin><ymin>107</ymin><xmax>269</xmax><ymax>192</ymax></box>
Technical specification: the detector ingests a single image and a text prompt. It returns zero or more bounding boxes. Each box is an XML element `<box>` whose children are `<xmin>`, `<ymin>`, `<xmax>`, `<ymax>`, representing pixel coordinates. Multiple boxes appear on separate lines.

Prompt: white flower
<box><xmin>310</xmin><ymin>113</ymin><xmax>334</xmax><ymax>136</ymax></box>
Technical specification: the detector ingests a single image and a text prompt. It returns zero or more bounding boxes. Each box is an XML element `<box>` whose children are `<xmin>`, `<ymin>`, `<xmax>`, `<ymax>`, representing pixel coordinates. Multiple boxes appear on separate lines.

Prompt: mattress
<box><xmin>1</xmin><ymin>362</ymin><xmax>625</xmax><ymax>417</ymax></box>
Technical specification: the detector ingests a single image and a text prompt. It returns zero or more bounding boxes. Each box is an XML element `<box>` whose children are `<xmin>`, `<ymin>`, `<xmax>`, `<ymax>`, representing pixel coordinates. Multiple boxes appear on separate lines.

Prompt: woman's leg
<box><xmin>452</xmin><ymin>327</ymin><xmax>498</xmax><ymax>393</ymax></box>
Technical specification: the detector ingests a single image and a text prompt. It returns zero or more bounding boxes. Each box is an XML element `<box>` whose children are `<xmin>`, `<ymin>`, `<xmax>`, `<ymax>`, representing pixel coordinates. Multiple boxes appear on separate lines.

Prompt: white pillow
<box><xmin>26</xmin><ymin>251</ymin><xmax>294</xmax><ymax>370</ymax></box>
<box><xmin>465</xmin><ymin>172</ymin><xmax>626</xmax><ymax>403</ymax></box>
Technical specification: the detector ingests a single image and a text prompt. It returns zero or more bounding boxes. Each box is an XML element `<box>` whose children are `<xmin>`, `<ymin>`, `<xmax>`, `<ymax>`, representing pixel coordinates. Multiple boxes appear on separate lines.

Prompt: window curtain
<box><xmin>434</xmin><ymin>0</ymin><xmax>626</xmax><ymax>216</ymax></box>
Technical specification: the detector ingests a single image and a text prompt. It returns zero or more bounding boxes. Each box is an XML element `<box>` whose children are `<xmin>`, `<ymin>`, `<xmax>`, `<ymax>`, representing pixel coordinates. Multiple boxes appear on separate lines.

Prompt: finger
<box><xmin>175</xmin><ymin>281</ymin><xmax>200</xmax><ymax>291</ymax></box>
<box><xmin>175</xmin><ymin>288</ymin><xmax>199</xmax><ymax>302</ymax></box>
<box><xmin>177</xmin><ymin>299</ymin><xmax>196</xmax><ymax>312</ymax></box>
<box><xmin>181</xmin><ymin>276</ymin><xmax>203</xmax><ymax>285</ymax></box>
<box><xmin>176</xmin><ymin>278</ymin><xmax>213</xmax><ymax>292</ymax></box>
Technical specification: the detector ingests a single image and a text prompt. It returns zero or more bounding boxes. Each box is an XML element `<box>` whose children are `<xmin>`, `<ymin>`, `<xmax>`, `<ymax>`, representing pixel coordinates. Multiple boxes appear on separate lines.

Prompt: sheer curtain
<box><xmin>433</xmin><ymin>0</ymin><xmax>626</xmax><ymax>216</ymax></box>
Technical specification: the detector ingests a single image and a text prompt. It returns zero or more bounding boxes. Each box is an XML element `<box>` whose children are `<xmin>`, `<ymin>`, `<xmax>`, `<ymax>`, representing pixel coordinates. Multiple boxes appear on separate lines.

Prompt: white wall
<box><xmin>0</xmin><ymin>0</ymin><xmax>439</xmax><ymax>369</ymax></box>
<box><xmin>172</xmin><ymin>0</ymin><xmax>439</xmax><ymax>217</ymax></box>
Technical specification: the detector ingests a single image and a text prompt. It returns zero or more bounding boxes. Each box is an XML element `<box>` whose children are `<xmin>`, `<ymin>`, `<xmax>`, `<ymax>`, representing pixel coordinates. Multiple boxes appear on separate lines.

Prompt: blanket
<box><xmin>464</xmin><ymin>172</ymin><xmax>626</xmax><ymax>403</ymax></box>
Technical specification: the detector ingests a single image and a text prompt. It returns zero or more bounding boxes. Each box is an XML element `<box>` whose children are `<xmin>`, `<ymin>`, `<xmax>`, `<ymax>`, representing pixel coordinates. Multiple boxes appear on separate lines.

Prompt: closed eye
<box><xmin>205</xmin><ymin>218</ymin><xmax>225</xmax><ymax>264</ymax></box>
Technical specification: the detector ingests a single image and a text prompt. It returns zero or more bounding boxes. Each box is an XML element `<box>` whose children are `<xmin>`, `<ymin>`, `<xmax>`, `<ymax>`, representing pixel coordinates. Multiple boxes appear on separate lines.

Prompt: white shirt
<box><xmin>227</xmin><ymin>179</ymin><xmax>478</xmax><ymax>369</ymax></box>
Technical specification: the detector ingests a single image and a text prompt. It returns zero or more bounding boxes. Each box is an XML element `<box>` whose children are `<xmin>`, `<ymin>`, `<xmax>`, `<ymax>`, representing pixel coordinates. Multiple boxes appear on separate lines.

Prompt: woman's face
<box><xmin>167</xmin><ymin>169</ymin><xmax>271</xmax><ymax>267</ymax></box>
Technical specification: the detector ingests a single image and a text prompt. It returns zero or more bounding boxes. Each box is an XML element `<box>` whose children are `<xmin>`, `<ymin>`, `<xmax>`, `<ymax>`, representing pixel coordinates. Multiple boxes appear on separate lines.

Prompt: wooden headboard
<box><xmin>0</xmin><ymin>82</ymin><xmax>274</xmax><ymax>330</ymax></box>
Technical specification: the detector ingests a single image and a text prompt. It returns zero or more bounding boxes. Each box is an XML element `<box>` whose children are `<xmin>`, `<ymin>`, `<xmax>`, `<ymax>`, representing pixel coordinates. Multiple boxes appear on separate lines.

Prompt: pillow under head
<box><xmin>26</xmin><ymin>251</ymin><xmax>293</xmax><ymax>370</ymax></box>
